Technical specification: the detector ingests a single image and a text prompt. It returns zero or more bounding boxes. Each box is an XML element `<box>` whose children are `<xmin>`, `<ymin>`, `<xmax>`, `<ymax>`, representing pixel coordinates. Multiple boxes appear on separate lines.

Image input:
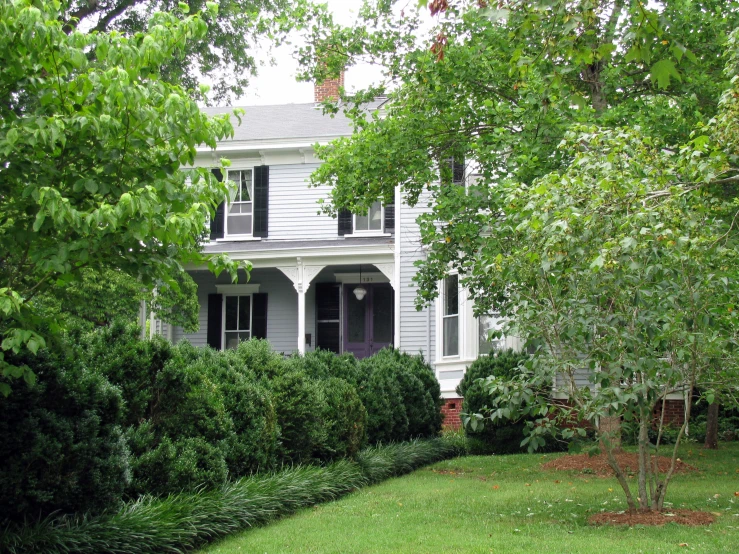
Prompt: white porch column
<box><xmin>277</xmin><ymin>258</ymin><xmax>326</xmax><ymax>355</ymax></box>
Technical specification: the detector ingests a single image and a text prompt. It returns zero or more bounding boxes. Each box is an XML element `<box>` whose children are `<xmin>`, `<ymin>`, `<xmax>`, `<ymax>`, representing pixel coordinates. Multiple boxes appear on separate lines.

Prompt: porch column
<box><xmin>277</xmin><ymin>258</ymin><xmax>326</xmax><ymax>355</ymax></box>
<box><xmin>297</xmin><ymin>282</ymin><xmax>307</xmax><ymax>354</ymax></box>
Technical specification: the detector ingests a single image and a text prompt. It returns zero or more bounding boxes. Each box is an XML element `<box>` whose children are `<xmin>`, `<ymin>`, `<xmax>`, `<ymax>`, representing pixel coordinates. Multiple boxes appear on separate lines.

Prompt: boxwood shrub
<box><xmin>456</xmin><ymin>349</ymin><xmax>534</xmax><ymax>454</ymax></box>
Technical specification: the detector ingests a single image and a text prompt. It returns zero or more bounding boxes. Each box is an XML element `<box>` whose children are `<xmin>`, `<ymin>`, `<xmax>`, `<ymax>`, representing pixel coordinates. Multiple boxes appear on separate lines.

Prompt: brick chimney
<box><xmin>314</xmin><ymin>71</ymin><xmax>345</xmax><ymax>102</ymax></box>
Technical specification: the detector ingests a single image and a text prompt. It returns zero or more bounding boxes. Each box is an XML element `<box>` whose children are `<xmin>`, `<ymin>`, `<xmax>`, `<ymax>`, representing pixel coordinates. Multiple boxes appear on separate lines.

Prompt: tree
<box><xmin>0</xmin><ymin>0</ymin><xmax>243</xmax><ymax>394</ymax></box>
<box><xmin>64</xmin><ymin>0</ymin><xmax>325</xmax><ymax>103</ymax></box>
<box><xmin>300</xmin><ymin>0</ymin><xmax>739</xmax><ymax>511</ymax></box>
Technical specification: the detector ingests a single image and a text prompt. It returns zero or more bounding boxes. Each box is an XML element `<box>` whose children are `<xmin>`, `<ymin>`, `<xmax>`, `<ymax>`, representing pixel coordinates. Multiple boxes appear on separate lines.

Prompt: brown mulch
<box><xmin>589</xmin><ymin>510</ymin><xmax>715</xmax><ymax>526</ymax></box>
<box><xmin>541</xmin><ymin>452</ymin><xmax>696</xmax><ymax>477</ymax></box>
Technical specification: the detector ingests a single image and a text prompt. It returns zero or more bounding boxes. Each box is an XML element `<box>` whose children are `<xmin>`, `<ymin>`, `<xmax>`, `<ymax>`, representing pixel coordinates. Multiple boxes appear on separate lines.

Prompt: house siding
<box><xmin>398</xmin><ymin>193</ymin><xmax>436</xmax><ymax>365</ymax></box>
<box><xmin>267</xmin><ymin>163</ymin><xmax>338</xmax><ymax>241</ymax></box>
<box><xmin>173</xmin><ymin>268</ymin><xmax>302</xmax><ymax>354</ymax></box>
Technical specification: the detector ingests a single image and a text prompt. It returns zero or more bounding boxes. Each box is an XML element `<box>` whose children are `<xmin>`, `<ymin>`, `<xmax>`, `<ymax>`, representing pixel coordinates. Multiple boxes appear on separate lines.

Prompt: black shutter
<box><xmin>252</xmin><ymin>293</ymin><xmax>268</xmax><ymax>339</ymax></box>
<box><xmin>253</xmin><ymin>166</ymin><xmax>269</xmax><ymax>238</ymax></box>
<box><xmin>207</xmin><ymin>293</ymin><xmax>223</xmax><ymax>349</ymax></box>
<box><xmin>384</xmin><ymin>204</ymin><xmax>395</xmax><ymax>233</ymax></box>
<box><xmin>210</xmin><ymin>169</ymin><xmax>225</xmax><ymax>240</ymax></box>
<box><xmin>315</xmin><ymin>283</ymin><xmax>341</xmax><ymax>353</ymax></box>
<box><xmin>338</xmin><ymin>208</ymin><xmax>353</xmax><ymax>236</ymax></box>
<box><xmin>452</xmin><ymin>156</ymin><xmax>465</xmax><ymax>185</ymax></box>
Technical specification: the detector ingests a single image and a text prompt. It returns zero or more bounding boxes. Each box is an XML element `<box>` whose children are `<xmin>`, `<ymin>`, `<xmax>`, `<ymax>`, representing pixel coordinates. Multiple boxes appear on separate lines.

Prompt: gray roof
<box><xmin>201</xmin><ymin>99</ymin><xmax>388</xmax><ymax>142</ymax></box>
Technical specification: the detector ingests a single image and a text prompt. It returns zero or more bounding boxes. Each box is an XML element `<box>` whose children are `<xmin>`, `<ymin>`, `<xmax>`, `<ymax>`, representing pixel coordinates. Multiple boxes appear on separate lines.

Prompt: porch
<box><xmin>175</xmin><ymin>253</ymin><xmax>397</xmax><ymax>359</ymax></box>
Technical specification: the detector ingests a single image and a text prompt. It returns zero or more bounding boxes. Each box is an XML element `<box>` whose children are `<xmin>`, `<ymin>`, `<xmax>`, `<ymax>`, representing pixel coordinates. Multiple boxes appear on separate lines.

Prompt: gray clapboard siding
<box><xmin>398</xmin><ymin>193</ymin><xmax>436</xmax><ymax>365</ymax></box>
<box><xmin>172</xmin><ymin>269</ymin><xmax>303</xmax><ymax>355</ymax></box>
<box><xmin>268</xmin><ymin>163</ymin><xmax>338</xmax><ymax>241</ymax></box>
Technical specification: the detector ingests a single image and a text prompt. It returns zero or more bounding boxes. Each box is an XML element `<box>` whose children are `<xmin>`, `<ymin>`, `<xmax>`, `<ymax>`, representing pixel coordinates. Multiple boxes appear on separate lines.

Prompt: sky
<box><xmin>234</xmin><ymin>0</ymin><xmax>426</xmax><ymax>106</ymax></box>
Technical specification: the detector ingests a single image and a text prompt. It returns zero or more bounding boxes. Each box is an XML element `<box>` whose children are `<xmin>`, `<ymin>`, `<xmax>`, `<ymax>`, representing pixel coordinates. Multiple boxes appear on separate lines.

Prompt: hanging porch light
<box><xmin>353</xmin><ymin>265</ymin><xmax>367</xmax><ymax>301</ymax></box>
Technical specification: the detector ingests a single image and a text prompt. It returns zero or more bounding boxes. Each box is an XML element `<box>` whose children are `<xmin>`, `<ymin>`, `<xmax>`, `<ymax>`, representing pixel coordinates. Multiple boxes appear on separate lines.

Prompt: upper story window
<box><xmin>338</xmin><ymin>202</ymin><xmax>395</xmax><ymax>236</ymax></box>
<box><xmin>442</xmin><ymin>274</ymin><xmax>459</xmax><ymax>357</ymax></box>
<box><xmin>354</xmin><ymin>201</ymin><xmax>384</xmax><ymax>233</ymax></box>
<box><xmin>226</xmin><ymin>169</ymin><xmax>253</xmax><ymax>237</ymax></box>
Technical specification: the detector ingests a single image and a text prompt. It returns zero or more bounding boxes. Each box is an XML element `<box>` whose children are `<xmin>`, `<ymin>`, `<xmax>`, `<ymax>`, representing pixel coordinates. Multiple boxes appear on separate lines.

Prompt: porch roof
<box><xmin>202</xmin><ymin>236</ymin><xmax>393</xmax><ymax>254</ymax></box>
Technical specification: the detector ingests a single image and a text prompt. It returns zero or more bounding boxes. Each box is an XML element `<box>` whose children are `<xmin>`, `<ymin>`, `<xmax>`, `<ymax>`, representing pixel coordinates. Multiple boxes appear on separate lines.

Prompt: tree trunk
<box><xmin>599</xmin><ymin>415</ymin><xmax>622</xmax><ymax>452</ymax></box>
<box><xmin>704</xmin><ymin>401</ymin><xmax>719</xmax><ymax>449</ymax></box>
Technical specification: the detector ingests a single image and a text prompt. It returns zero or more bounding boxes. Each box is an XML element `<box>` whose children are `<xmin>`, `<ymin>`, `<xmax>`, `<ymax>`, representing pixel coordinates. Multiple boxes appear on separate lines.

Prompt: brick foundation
<box><xmin>441</xmin><ymin>398</ymin><xmax>464</xmax><ymax>430</ymax></box>
<box><xmin>653</xmin><ymin>399</ymin><xmax>685</xmax><ymax>426</ymax></box>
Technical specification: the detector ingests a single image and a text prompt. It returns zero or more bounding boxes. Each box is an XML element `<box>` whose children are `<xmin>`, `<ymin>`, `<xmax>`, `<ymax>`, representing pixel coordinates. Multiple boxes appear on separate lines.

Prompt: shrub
<box><xmin>456</xmin><ymin>349</ymin><xmax>533</xmax><ymax>454</ymax></box>
<box><xmin>313</xmin><ymin>377</ymin><xmax>367</xmax><ymax>461</ymax></box>
<box><xmin>355</xmin><ymin>349</ymin><xmax>442</xmax><ymax>444</ymax></box>
<box><xmin>290</xmin><ymin>348</ymin><xmax>363</xmax><ymax>385</ymax></box>
<box><xmin>1</xmin><ymin>439</ymin><xmax>460</xmax><ymax>554</ymax></box>
<box><xmin>0</xmin><ymin>349</ymin><xmax>130</xmax><ymax>522</ymax></box>
<box><xmin>267</xmin><ymin>369</ymin><xmax>323</xmax><ymax>464</ymax></box>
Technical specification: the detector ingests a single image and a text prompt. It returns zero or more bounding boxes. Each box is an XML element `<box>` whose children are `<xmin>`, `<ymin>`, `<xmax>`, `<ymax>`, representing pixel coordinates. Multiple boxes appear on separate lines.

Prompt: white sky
<box><xmin>235</xmin><ymin>0</ymin><xmax>381</xmax><ymax>106</ymax></box>
<box><xmin>235</xmin><ymin>0</ymin><xmax>429</xmax><ymax>106</ymax></box>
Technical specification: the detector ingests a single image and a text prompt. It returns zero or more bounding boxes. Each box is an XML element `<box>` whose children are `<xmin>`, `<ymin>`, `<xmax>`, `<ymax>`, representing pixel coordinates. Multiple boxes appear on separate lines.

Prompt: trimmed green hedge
<box><xmin>1</xmin><ymin>439</ymin><xmax>462</xmax><ymax>554</ymax></box>
<box><xmin>456</xmin><ymin>349</ymin><xmax>533</xmax><ymax>454</ymax></box>
<box><xmin>1</xmin><ymin>326</ymin><xmax>443</xmax><ymax>522</ymax></box>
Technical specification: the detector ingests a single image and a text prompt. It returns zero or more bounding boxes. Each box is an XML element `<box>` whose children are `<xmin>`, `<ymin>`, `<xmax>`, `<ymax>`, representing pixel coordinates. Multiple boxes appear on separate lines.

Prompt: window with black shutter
<box><xmin>253</xmin><ymin>166</ymin><xmax>269</xmax><ymax>237</ymax></box>
<box><xmin>207</xmin><ymin>293</ymin><xmax>223</xmax><ymax>349</ymax></box>
<box><xmin>210</xmin><ymin>169</ymin><xmax>225</xmax><ymax>240</ymax></box>
<box><xmin>315</xmin><ymin>283</ymin><xmax>341</xmax><ymax>352</ymax></box>
<box><xmin>338</xmin><ymin>208</ymin><xmax>353</xmax><ymax>236</ymax></box>
<box><xmin>443</xmin><ymin>156</ymin><xmax>465</xmax><ymax>185</ymax></box>
<box><xmin>384</xmin><ymin>204</ymin><xmax>395</xmax><ymax>233</ymax></box>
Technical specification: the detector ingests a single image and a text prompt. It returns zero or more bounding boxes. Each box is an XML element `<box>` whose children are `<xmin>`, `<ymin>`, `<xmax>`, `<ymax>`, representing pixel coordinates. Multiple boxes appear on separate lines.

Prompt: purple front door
<box><xmin>343</xmin><ymin>283</ymin><xmax>393</xmax><ymax>359</ymax></box>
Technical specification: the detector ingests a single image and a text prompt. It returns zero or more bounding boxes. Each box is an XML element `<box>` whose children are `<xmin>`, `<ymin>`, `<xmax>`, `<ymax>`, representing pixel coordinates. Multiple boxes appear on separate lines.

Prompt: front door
<box><xmin>343</xmin><ymin>283</ymin><xmax>393</xmax><ymax>359</ymax></box>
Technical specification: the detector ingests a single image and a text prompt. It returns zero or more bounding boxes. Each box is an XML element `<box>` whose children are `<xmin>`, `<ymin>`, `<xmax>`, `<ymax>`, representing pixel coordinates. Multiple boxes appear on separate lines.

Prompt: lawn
<box><xmin>201</xmin><ymin>442</ymin><xmax>739</xmax><ymax>554</ymax></box>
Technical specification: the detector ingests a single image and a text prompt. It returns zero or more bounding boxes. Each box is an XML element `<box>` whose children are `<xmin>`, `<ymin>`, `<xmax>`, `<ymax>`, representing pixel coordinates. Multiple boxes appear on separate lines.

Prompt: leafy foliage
<box><xmin>456</xmin><ymin>349</ymin><xmax>534</xmax><ymax>454</ymax></box>
<box><xmin>1</xmin><ymin>439</ymin><xmax>461</xmax><ymax>554</ymax></box>
<box><xmin>0</xmin><ymin>349</ymin><xmax>130</xmax><ymax>522</ymax></box>
<box><xmin>0</xmin><ymin>0</ymin><xmax>244</xmax><ymax>393</ymax></box>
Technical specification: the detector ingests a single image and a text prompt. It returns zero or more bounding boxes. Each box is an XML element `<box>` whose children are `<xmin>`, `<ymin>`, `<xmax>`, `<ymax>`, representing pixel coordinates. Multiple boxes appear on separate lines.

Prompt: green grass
<box><xmin>201</xmin><ymin>443</ymin><xmax>739</xmax><ymax>554</ymax></box>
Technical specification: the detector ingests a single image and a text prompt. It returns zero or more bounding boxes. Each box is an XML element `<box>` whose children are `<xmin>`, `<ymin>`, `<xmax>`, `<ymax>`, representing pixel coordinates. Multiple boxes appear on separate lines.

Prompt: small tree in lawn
<box><xmin>464</xmin><ymin>124</ymin><xmax>739</xmax><ymax>513</ymax></box>
<box><xmin>0</xmin><ymin>1</ymin><xmax>244</xmax><ymax>393</ymax></box>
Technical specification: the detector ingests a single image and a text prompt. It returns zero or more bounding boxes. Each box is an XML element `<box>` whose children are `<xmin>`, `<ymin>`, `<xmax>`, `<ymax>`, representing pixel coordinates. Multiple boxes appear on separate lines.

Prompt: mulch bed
<box><xmin>589</xmin><ymin>510</ymin><xmax>715</xmax><ymax>526</ymax></box>
<box><xmin>541</xmin><ymin>452</ymin><xmax>696</xmax><ymax>477</ymax></box>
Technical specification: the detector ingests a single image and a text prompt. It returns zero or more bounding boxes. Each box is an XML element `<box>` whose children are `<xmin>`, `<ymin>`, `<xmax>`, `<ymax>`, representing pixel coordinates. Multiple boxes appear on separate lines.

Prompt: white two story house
<box><xmin>160</xmin><ymin>77</ymin><xmax>520</xmax><ymax>418</ymax></box>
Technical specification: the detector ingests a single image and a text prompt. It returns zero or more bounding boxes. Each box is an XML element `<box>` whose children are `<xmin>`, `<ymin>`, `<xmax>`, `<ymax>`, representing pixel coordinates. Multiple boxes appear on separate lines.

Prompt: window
<box><xmin>223</xmin><ymin>295</ymin><xmax>251</xmax><ymax>349</ymax></box>
<box><xmin>353</xmin><ymin>201</ymin><xmax>384</xmax><ymax>233</ymax></box>
<box><xmin>478</xmin><ymin>314</ymin><xmax>503</xmax><ymax>355</ymax></box>
<box><xmin>442</xmin><ymin>275</ymin><xmax>459</xmax><ymax>357</ymax></box>
<box><xmin>226</xmin><ymin>169</ymin><xmax>253</xmax><ymax>236</ymax></box>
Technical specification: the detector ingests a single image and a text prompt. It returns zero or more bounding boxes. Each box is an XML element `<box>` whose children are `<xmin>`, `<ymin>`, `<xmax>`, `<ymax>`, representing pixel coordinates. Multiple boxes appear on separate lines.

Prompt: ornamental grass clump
<box><xmin>1</xmin><ymin>439</ymin><xmax>458</xmax><ymax>554</ymax></box>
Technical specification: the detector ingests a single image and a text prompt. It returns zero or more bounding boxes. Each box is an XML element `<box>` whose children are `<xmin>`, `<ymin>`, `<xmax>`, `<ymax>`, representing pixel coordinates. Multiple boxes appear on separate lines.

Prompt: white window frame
<box><xmin>351</xmin><ymin>201</ymin><xmax>386</xmax><ymax>236</ymax></box>
<box><xmin>217</xmin><ymin>284</ymin><xmax>261</xmax><ymax>351</ymax></box>
<box><xmin>222</xmin><ymin>294</ymin><xmax>253</xmax><ymax>350</ymax></box>
<box><xmin>441</xmin><ymin>274</ymin><xmax>460</xmax><ymax>358</ymax></box>
<box><xmin>224</xmin><ymin>168</ymin><xmax>254</xmax><ymax>239</ymax></box>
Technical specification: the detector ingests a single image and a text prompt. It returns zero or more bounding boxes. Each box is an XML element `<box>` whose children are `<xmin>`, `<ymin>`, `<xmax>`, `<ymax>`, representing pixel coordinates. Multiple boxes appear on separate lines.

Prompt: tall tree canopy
<box><xmin>0</xmin><ymin>0</ymin><xmax>244</xmax><ymax>392</ymax></box>
<box><xmin>65</xmin><ymin>0</ymin><xmax>324</xmax><ymax>102</ymax></box>
<box><xmin>301</xmin><ymin>0</ymin><xmax>739</xmax><ymax>511</ymax></box>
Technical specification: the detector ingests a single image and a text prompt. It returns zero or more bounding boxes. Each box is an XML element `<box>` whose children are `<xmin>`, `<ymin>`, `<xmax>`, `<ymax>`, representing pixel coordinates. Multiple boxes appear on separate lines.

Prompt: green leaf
<box><xmin>651</xmin><ymin>59</ymin><xmax>682</xmax><ymax>89</ymax></box>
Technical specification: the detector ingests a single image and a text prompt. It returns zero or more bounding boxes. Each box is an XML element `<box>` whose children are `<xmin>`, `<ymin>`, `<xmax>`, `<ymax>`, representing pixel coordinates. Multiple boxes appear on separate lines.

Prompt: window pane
<box><xmin>239</xmin><ymin>296</ymin><xmax>251</xmax><ymax>331</ymax></box>
<box><xmin>240</xmin><ymin>171</ymin><xmax>252</xmax><ymax>202</ymax></box>
<box><xmin>444</xmin><ymin>275</ymin><xmax>458</xmax><ymax>316</ymax></box>
<box><xmin>369</xmin><ymin>202</ymin><xmax>382</xmax><ymax>230</ymax></box>
<box><xmin>479</xmin><ymin>315</ymin><xmax>501</xmax><ymax>355</ymax></box>
<box><xmin>228</xmin><ymin>214</ymin><xmax>252</xmax><ymax>235</ymax></box>
<box><xmin>225</xmin><ymin>296</ymin><xmax>238</xmax><ymax>330</ymax></box>
<box><xmin>355</xmin><ymin>212</ymin><xmax>369</xmax><ymax>231</ymax></box>
<box><xmin>443</xmin><ymin>316</ymin><xmax>459</xmax><ymax>357</ymax></box>
<box><xmin>225</xmin><ymin>332</ymin><xmax>240</xmax><ymax>349</ymax></box>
